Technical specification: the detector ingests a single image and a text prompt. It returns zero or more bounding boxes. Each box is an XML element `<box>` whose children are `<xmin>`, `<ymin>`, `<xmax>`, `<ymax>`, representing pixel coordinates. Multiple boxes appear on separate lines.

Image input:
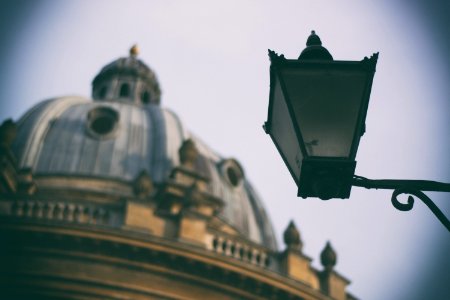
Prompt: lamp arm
<box><xmin>352</xmin><ymin>175</ymin><xmax>450</xmax><ymax>231</ymax></box>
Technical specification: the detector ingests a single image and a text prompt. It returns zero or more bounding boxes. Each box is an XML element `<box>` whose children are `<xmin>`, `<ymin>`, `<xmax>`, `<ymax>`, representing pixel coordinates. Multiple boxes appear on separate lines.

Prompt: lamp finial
<box><xmin>306</xmin><ymin>30</ymin><xmax>322</xmax><ymax>46</ymax></box>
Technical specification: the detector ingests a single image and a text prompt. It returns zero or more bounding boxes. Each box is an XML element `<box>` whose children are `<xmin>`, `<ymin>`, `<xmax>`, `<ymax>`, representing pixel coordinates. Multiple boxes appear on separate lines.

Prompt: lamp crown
<box><xmin>299</xmin><ymin>30</ymin><xmax>333</xmax><ymax>61</ymax></box>
<box><xmin>306</xmin><ymin>30</ymin><xmax>322</xmax><ymax>46</ymax></box>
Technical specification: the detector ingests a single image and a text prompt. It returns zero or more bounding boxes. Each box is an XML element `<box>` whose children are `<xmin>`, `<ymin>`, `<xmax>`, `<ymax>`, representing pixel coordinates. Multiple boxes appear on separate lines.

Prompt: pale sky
<box><xmin>1</xmin><ymin>1</ymin><xmax>449</xmax><ymax>299</ymax></box>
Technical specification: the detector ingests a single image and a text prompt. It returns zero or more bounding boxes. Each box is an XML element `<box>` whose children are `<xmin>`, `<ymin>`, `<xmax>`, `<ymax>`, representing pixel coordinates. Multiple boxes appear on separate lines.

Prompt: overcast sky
<box><xmin>1</xmin><ymin>1</ymin><xmax>449</xmax><ymax>299</ymax></box>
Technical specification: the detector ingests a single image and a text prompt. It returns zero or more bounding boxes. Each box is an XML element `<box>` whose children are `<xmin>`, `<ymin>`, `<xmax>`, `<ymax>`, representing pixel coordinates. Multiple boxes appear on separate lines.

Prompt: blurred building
<box><xmin>0</xmin><ymin>46</ymin><xmax>356</xmax><ymax>300</ymax></box>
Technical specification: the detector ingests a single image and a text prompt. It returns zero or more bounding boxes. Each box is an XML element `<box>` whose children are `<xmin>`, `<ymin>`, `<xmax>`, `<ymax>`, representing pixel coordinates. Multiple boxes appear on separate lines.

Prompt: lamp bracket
<box><xmin>352</xmin><ymin>175</ymin><xmax>450</xmax><ymax>231</ymax></box>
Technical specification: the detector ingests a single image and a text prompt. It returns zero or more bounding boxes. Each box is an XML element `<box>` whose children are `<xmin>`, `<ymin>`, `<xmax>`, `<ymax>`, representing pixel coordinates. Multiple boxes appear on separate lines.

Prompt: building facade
<box><xmin>0</xmin><ymin>46</ymin><xmax>356</xmax><ymax>300</ymax></box>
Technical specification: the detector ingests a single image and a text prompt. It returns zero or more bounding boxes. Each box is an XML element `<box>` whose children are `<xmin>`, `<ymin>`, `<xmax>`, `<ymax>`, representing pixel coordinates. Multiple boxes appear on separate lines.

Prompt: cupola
<box><xmin>92</xmin><ymin>45</ymin><xmax>161</xmax><ymax>105</ymax></box>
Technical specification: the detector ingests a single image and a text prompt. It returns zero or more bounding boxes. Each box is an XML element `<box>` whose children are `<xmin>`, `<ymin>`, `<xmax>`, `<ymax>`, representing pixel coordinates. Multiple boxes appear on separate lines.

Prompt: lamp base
<box><xmin>298</xmin><ymin>159</ymin><xmax>356</xmax><ymax>200</ymax></box>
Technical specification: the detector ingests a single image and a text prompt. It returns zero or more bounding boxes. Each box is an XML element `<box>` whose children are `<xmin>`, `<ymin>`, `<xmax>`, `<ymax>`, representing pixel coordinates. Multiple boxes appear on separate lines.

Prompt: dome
<box><xmin>11</xmin><ymin>95</ymin><xmax>278</xmax><ymax>250</ymax></box>
<box><xmin>1</xmin><ymin>47</ymin><xmax>356</xmax><ymax>300</ymax></box>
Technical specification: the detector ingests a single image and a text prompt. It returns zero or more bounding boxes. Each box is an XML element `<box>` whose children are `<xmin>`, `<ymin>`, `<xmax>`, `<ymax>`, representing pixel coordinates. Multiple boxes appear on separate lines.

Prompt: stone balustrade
<box><xmin>7</xmin><ymin>201</ymin><xmax>112</xmax><ymax>225</ymax></box>
<box><xmin>210</xmin><ymin>234</ymin><xmax>271</xmax><ymax>268</ymax></box>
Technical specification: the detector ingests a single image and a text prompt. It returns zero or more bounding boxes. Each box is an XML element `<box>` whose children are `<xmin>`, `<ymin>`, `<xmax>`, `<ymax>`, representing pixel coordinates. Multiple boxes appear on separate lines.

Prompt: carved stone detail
<box><xmin>178</xmin><ymin>139</ymin><xmax>199</xmax><ymax>168</ymax></box>
<box><xmin>0</xmin><ymin>119</ymin><xmax>17</xmax><ymax>148</ymax></box>
<box><xmin>320</xmin><ymin>241</ymin><xmax>337</xmax><ymax>271</ymax></box>
<box><xmin>0</xmin><ymin>119</ymin><xmax>19</xmax><ymax>193</ymax></box>
<box><xmin>18</xmin><ymin>168</ymin><xmax>37</xmax><ymax>195</ymax></box>
<box><xmin>283</xmin><ymin>220</ymin><xmax>302</xmax><ymax>251</ymax></box>
<box><xmin>133</xmin><ymin>170</ymin><xmax>154</xmax><ymax>197</ymax></box>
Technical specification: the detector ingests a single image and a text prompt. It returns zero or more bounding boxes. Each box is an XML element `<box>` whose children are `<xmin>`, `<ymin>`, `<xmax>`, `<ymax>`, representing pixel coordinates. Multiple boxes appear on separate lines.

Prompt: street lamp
<box><xmin>264</xmin><ymin>31</ymin><xmax>450</xmax><ymax>230</ymax></box>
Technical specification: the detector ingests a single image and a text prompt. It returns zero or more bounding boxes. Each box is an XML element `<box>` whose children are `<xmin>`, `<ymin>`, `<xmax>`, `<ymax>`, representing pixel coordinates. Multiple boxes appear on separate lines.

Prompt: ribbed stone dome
<box><xmin>11</xmin><ymin>95</ymin><xmax>278</xmax><ymax>250</ymax></box>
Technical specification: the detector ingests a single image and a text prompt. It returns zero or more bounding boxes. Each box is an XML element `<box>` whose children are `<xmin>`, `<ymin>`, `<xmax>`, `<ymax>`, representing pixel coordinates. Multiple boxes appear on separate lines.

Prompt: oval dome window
<box><xmin>220</xmin><ymin>159</ymin><xmax>244</xmax><ymax>188</ymax></box>
<box><xmin>86</xmin><ymin>106</ymin><xmax>119</xmax><ymax>139</ymax></box>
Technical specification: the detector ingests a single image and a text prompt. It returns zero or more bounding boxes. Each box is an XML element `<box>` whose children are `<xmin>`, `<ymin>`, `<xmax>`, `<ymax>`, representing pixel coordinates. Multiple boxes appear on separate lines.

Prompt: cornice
<box><xmin>0</xmin><ymin>219</ymin><xmax>331</xmax><ymax>300</ymax></box>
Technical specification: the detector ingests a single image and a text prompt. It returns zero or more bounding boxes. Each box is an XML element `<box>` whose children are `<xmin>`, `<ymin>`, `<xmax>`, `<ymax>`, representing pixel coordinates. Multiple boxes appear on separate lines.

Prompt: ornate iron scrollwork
<box><xmin>390</xmin><ymin>187</ymin><xmax>415</xmax><ymax>211</ymax></box>
<box><xmin>352</xmin><ymin>175</ymin><xmax>450</xmax><ymax>231</ymax></box>
<box><xmin>391</xmin><ymin>187</ymin><xmax>450</xmax><ymax>231</ymax></box>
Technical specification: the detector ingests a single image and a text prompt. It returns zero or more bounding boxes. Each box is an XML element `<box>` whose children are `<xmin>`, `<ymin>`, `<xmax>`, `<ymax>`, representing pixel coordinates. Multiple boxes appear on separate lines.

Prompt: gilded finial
<box><xmin>129</xmin><ymin>44</ymin><xmax>139</xmax><ymax>57</ymax></box>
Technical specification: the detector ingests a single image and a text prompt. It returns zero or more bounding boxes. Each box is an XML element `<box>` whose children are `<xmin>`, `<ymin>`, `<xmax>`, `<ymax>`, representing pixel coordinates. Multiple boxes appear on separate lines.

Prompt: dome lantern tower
<box><xmin>92</xmin><ymin>45</ymin><xmax>161</xmax><ymax>105</ymax></box>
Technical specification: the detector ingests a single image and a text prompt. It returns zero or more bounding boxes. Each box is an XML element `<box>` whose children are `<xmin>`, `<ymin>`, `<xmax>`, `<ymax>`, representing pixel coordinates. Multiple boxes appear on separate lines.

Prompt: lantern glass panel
<box><xmin>280</xmin><ymin>66</ymin><xmax>368</xmax><ymax>158</ymax></box>
<box><xmin>269</xmin><ymin>75</ymin><xmax>303</xmax><ymax>182</ymax></box>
